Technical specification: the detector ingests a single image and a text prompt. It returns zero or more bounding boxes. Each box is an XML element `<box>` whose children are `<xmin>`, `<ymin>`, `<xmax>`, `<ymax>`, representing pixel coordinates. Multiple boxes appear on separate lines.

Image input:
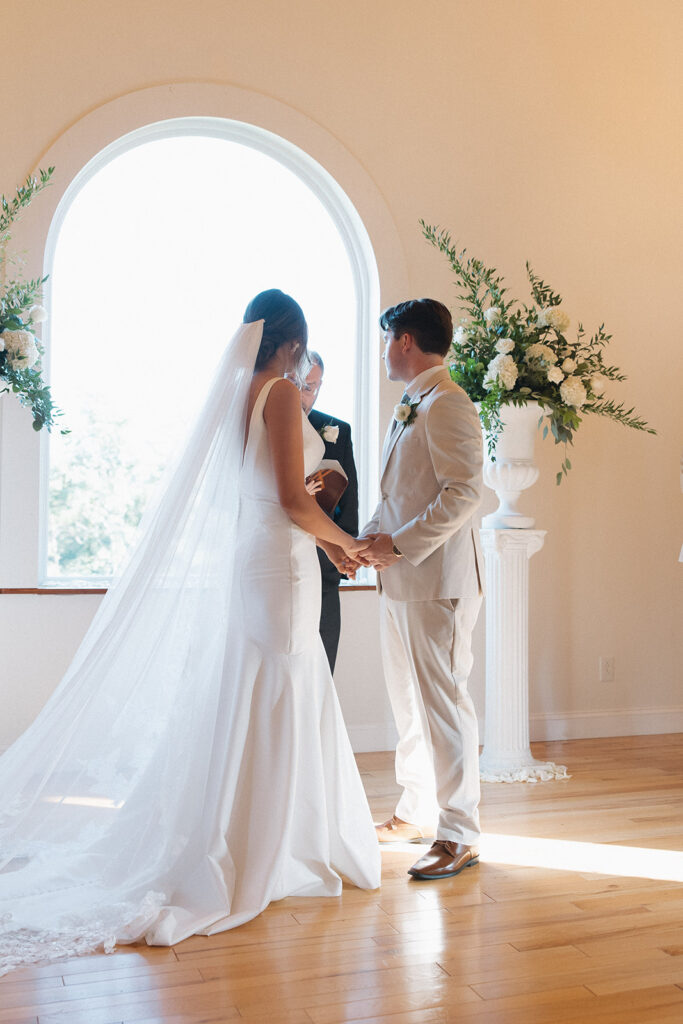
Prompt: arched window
<box><xmin>42</xmin><ymin>118</ymin><xmax>379</xmax><ymax>582</ymax></box>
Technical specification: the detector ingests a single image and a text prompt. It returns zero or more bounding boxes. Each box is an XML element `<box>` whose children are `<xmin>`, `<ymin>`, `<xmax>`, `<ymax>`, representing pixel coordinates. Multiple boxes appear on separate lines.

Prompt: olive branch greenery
<box><xmin>420</xmin><ymin>221</ymin><xmax>655</xmax><ymax>483</ymax></box>
<box><xmin>1</xmin><ymin>166</ymin><xmax>67</xmax><ymax>432</ymax></box>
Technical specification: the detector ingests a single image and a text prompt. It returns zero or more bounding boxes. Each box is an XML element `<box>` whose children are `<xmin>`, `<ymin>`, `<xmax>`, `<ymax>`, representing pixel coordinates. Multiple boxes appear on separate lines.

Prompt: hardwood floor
<box><xmin>2</xmin><ymin>734</ymin><xmax>682</xmax><ymax>1023</ymax></box>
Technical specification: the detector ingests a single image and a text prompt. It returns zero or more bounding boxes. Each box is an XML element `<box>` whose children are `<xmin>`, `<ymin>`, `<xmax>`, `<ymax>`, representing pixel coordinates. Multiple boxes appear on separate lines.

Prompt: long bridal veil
<box><xmin>0</xmin><ymin>320</ymin><xmax>265</xmax><ymax>975</ymax></box>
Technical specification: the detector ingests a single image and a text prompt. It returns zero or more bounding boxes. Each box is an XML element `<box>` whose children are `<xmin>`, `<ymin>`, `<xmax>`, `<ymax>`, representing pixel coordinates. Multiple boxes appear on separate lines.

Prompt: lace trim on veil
<box><xmin>0</xmin><ymin>890</ymin><xmax>166</xmax><ymax>978</ymax></box>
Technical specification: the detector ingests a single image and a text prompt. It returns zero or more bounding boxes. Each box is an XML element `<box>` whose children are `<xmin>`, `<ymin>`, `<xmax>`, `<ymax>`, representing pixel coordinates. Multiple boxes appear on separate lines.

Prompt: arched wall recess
<box><xmin>0</xmin><ymin>83</ymin><xmax>409</xmax><ymax>585</ymax></box>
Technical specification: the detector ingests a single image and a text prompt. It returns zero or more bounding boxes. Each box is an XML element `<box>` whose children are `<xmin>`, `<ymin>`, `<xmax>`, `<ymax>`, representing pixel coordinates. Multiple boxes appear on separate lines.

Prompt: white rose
<box><xmin>559</xmin><ymin>376</ymin><xmax>587</xmax><ymax>408</ymax></box>
<box><xmin>525</xmin><ymin>342</ymin><xmax>558</xmax><ymax>365</ymax></box>
<box><xmin>547</xmin><ymin>366</ymin><xmax>564</xmax><ymax>384</ymax></box>
<box><xmin>453</xmin><ymin>326</ymin><xmax>468</xmax><ymax>346</ymax></box>
<box><xmin>535</xmin><ymin>308</ymin><xmax>549</xmax><ymax>328</ymax></box>
<box><xmin>495</xmin><ymin>338</ymin><xmax>515</xmax><ymax>354</ymax></box>
<box><xmin>484</xmin><ymin>306</ymin><xmax>501</xmax><ymax>324</ymax></box>
<box><xmin>321</xmin><ymin>424</ymin><xmax>339</xmax><ymax>443</ymax></box>
<box><xmin>546</xmin><ymin>308</ymin><xmax>570</xmax><ymax>333</ymax></box>
<box><xmin>483</xmin><ymin>353</ymin><xmax>518</xmax><ymax>391</ymax></box>
<box><xmin>28</xmin><ymin>304</ymin><xmax>48</xmax><ymax>324</ymax></box>
<box><xmin>590</xmin><ymin>375</ymin><xmax>607</xmax><ymax>396</ymax></box>
<box><xmin>561</xmin><ymin>358</ymin><xmax>577</xmax><ymax>373</ymax></box>
<box><xmin>394</xmin><ymin>403</ymin><xmax>411</xmax><ymax>422</ymax></box>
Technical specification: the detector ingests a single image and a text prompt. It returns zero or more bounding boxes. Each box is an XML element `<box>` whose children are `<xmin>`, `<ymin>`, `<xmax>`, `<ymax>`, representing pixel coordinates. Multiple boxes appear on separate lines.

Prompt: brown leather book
<box><xmin>306</xmin><ymin>459</ymin><xmax>348</xmax><ymax>517</ymax></box>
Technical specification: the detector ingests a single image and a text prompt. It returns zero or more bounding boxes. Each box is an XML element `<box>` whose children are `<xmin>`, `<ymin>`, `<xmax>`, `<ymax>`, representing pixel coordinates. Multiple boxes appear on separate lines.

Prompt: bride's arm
<box><xmin>263</xmin><ymin>378</ymin><xmax>367</xmax><ymax>557</ymax></box>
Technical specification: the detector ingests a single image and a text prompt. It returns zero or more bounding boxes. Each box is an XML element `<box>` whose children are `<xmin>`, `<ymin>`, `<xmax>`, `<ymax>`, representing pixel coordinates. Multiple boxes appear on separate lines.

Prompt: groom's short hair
<box><xmin>379</xmin><ymin>299</ymin><xmax>453</xmax><ymax>357</ymax></box>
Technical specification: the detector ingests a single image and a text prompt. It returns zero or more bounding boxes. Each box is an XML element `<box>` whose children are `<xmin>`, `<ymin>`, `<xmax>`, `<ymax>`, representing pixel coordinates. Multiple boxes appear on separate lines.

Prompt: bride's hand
<box><xmin>343</xmin><ymin>536</ymin><xmax>373</xmax><ymax>568</ymax></box>
<box><xmin>319</xmin><ymin>540</ymin><xmax>361</xmax><ymax>579</ymax></box>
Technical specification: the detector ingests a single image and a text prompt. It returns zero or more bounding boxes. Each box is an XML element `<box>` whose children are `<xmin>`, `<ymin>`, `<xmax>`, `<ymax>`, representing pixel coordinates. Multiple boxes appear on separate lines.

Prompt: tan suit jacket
<box><xmin>363</xmin><ymin>367</ymin><xmax>484</xmax><ymax>601</ymax></box>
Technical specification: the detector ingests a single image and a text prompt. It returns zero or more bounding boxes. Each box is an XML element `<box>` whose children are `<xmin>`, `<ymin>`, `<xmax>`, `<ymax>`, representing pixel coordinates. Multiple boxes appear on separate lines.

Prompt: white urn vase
<box><xmin>481</xmin><ymin>401</ymin><xmax>544</xmax><ymax>529</ymax></box>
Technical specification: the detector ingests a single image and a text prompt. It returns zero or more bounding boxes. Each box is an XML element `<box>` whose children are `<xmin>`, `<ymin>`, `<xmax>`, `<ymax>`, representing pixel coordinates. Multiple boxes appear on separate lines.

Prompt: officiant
<box><xmin>302</xmin><ymin>352</ymin><xmax>359</xmax><ymax>672</ymax></box>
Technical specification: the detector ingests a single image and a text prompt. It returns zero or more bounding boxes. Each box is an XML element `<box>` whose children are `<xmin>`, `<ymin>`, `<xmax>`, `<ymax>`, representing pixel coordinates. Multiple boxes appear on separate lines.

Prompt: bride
<box><xmin>0</xmin><ymin>289</ymin><xmax>381</xmax><ymax>976</ymax></box>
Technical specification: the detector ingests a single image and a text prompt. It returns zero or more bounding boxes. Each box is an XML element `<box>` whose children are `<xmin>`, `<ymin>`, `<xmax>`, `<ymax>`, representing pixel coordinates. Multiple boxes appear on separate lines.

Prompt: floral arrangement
<box><xmin>1</xmin><ymin>166</ymin><xmax>65</xmax><ymax>431</ymax></box>
<box><xmin>421</xmin><ymin>221</ymin><xmax>655</xmax><ymax>483</ymax></box>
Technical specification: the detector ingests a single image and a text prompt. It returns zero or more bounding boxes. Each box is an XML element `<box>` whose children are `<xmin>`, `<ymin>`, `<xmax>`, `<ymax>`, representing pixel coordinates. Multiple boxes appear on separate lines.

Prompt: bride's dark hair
<box><xmin>244</xmin><ymin>289</ymin><xmax>309</xmax><ymax>373</ymax></box>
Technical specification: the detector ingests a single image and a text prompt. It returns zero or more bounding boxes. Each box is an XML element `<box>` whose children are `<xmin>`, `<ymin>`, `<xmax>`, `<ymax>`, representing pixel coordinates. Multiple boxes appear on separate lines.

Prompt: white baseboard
<box><xmin>349</xmin><ymin>707</ymin><xmax>683</xmax><ymax>753</ymax></box>
<box><xmin>529</xmin><ymin>706</ymin><xmax>683</xmax><ymax>741</ymax></box>
<box><xmin>347</xmin><ymin>722</ymin><xmax>398</xmax><ymax>754</ymax></box>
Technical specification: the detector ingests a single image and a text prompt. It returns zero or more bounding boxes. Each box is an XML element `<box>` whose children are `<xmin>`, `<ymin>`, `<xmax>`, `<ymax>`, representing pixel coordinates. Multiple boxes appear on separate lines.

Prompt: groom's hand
<box><xmin>364</xmin><ymin>533</ymin><xmax>402</xmax><ymax>570</ymax></box>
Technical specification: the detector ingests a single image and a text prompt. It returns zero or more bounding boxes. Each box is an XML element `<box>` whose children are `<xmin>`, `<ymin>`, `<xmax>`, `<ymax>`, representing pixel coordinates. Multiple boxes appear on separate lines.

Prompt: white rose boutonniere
<box><xmin>394</xmin><ymin>396</ymin><xmax>421</xmax><ymax>429</ymax></box>
<box><xmin>319</xmin><ymin>423</ymin><xmax>339</xmax><ymax>443</ymax></box>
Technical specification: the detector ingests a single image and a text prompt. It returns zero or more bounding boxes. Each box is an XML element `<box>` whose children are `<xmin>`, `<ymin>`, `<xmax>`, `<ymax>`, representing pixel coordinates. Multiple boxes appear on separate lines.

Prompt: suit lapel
<box><xmin>380</xmin><ymin>418</ymin><xmax>404</xmax><ymax>478</ymax></box>
<box><xmin>380</xmin><ymin>370</ymin><xmax>451</xmax><ymax>481</ymax></box>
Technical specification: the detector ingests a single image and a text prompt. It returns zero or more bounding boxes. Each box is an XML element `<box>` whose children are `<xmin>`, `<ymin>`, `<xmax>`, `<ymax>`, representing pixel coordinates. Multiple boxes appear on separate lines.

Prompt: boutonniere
<box><xmin>394</xmin><ymin>396</ymin><xmax>421</xmax><ymax>430</ymax></box>
<box><xmin>319</xmin><ymin>422</ymin><xmax>339</xmax><ymax>443</ymax></box>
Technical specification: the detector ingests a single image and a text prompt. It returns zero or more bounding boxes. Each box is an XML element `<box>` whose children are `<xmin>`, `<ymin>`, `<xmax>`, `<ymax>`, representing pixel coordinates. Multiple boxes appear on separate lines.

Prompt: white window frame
<box><xmin>38</xmin><ymin>118</ymin><xmax>380</xmax><ymax>586</ymax></box>
<box><xmin>0</xmin><ymin>85</ymin><xmax>409</xmax><ymax>590</ymax></box>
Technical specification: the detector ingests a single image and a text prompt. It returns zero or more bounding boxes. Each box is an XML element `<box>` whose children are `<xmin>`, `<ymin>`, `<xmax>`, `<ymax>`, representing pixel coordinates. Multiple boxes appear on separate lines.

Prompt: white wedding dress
<box><xmin>0</xmin><ymin>322</ymin><xmax>380</xmax><ymax>976</ymax></box>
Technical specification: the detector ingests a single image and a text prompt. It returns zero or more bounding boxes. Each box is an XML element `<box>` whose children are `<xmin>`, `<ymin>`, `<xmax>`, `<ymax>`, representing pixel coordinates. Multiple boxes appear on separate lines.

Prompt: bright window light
<box><xmin>46</xmin><ymin>134</ymin><xmax>358</xmax><ymax>580</ymax></box>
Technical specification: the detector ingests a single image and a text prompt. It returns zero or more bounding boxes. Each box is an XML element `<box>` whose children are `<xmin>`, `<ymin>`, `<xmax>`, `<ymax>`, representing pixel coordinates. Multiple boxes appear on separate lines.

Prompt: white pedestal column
<box><xmin>479</xmin><ymin>528</ymin><xmax>568</xmax><ymax>782</ymax></box>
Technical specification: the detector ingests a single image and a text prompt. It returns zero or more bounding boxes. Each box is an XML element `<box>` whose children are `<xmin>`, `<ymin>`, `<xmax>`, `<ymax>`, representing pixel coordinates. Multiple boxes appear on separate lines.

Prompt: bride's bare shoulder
<box><xmin>262</xmin><ymin>376</ymin><xmax>299</xmax><ymax>410</ymax></box>
<box><xmin>246</xmin><ymin>374</ymin><xmax>298</xmax><ymax>426</ymax></box>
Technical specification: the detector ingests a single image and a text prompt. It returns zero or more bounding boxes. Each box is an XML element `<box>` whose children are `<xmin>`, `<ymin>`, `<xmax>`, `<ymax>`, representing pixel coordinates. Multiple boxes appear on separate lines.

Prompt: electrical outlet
<box><xmin>599</xmin><ymin>656</ymin><xmax>615</xmax><ymax>682</ymax></box>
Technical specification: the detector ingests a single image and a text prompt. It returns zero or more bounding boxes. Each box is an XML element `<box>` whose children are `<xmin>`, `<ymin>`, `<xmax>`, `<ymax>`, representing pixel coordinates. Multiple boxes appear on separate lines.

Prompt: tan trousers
<box><xmin>379</xmin><ymin>594</ymin><xmax>482</xmax><ymax>845</ymax></box>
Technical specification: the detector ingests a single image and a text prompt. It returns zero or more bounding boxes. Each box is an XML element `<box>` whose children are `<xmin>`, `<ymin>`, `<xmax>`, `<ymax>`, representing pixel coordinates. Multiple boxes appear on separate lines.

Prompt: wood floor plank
<box><xmin>0</xmin><ymin>736</ymin><xmax>680</xmax><ymax>1024</ymax></box>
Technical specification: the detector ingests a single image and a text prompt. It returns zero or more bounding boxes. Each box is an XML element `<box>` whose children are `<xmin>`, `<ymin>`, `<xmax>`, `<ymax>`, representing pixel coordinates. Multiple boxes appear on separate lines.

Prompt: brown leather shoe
<box><xmin>374</xmin><ymin>816</ymin><xmax>433</xmax><ymax>844</ymax></box>
<box><xmin>408</xmin><ymin>840</ymin><xmax>479</xmax><ymax>879</ymax></box>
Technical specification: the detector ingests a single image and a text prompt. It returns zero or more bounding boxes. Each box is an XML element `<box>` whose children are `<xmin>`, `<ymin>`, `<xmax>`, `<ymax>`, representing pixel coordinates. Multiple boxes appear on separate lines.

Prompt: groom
<box><xmin>361</xmin><ymin>298</ymin><xmax>484</xmax><ymax>880</ymax></box>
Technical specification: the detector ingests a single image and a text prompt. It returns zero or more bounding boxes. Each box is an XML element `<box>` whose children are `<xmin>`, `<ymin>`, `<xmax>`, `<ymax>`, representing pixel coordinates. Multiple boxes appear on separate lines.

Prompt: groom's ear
<box><xmin>399</xmin><ymin>331</ymin><xmax>416</xmax><ymax>352</ymax></box>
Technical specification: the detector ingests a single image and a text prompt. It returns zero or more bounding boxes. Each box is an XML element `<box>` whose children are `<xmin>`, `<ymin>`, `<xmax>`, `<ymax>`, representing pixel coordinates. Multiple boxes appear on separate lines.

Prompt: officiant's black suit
<box><xmin>308</xmin><ymin>408</ymin><xmax>359</xmax><ymax>673</ymax></box>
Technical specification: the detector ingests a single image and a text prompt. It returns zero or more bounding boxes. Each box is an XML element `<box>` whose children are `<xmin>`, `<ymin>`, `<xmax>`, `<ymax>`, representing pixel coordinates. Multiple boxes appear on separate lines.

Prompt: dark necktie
<box><xmin>390</xmin><ymin>391</ymin><xmax>411</xmax><ymax>437</ymax></box>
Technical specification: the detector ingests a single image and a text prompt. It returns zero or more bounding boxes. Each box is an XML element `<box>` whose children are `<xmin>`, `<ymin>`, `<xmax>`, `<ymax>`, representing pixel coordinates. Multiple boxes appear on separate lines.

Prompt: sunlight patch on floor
<box><xmin>381</xmin><ymin>833</ymin><xmax>683</xmax><ymax>882</ymax></box>
<box><xmin>480</xmin><ymin>833</ymin><xmax>683</xmax><ymax>881</ymax></box>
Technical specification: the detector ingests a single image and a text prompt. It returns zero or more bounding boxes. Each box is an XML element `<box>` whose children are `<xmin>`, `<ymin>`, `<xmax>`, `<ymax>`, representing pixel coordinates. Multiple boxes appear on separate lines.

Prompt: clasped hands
<box><xmin>323</xmin><ymin>532</ymin><xmax>401</xmax><ymax>579</ymax></box>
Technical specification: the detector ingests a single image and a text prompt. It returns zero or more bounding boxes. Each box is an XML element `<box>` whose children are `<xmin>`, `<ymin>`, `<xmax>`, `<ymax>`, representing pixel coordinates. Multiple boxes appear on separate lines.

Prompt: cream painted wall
<box><xmin>1</xmin><ymin>0</ymin><xmax>681</xmax><ymax>752</ymax></box>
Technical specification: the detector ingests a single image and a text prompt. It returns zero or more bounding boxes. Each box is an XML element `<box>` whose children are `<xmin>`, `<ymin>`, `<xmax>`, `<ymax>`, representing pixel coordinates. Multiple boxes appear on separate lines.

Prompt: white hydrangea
<box><xmin>547</xmin><ymin>366</ymin><xmax>564</xmax><ymax>384</ymax></box>
<box><xmin>545</xmin><ymin>307</ymin><xmax>570</xmax><ymax>333</ymax></box>
<box><xmin>2</xmin><ymin>329</ymin><xmax>39</xmax><ymax>369</ymax></box>
<box><xmin>28</xmin><ymin>304</ymin><xmax>48</xmax><ymax>324</ymax></box>
<box><xmin>484</xmin><ymin>306</ymin><xmax>501</xmax><ymax>325</ymax></box>
<box><xmin>590</xmin><ymin>375</ymin><xmax>607</xmax><ymax>396</ymax></box>
<box><xmin>561</xmin><ymin>357</ymin><xmax>577</xmax><ymax>373</ymax></box>
<box><xmin>560</xmin><ymin>376</ymin><xmax>587</xmax><ymax>408</ymax></box>
<box><xmin>495</xmin><ymin>338</ymin><xmax>515</xmax><ymax>354</ymax></box>
<box><xmin>525</xmin><ymin>342</ymin><xmax>558</xmax><ymax>365</ymax></box>
<box><xmin>453</xmin><ymin>326</ymin><xmax>469</xmax><ymax>346</ymax></box>
<box><xmin>483</xmin><ymin>353</ymin><xmax>518</xmax><ymax>391</ymax></box>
